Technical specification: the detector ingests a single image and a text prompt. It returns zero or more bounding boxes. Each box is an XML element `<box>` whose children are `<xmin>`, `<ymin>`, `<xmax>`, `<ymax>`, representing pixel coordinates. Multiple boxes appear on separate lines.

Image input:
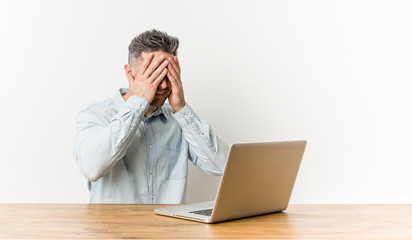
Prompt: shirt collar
<box><xmin>147</xmin><ymin>107</ymin><xmax>168</xmax><ymax>124</ymax></box>
<box><xmin>113</xmin><ymin>88</ymin><xmax>168</xmax><ymax>124</ymax></box>
<box><xmin>113</xmin><ymin>88</ymin><xmax>128</xmax><ymax>109</ymax></box>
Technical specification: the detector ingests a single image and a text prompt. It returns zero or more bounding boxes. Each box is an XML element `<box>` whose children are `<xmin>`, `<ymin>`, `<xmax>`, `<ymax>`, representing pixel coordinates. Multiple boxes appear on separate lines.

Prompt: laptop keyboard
<box><xmin>189</xmin><ymin>208</ymin><xmax>213</xmax><ymax>216</ymax></box>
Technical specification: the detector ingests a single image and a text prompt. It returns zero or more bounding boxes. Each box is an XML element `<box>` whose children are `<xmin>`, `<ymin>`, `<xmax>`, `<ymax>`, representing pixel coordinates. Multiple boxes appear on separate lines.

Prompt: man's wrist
<box><xmin>172</xmin><ymin>103</ymin><xmax>197</xmax><ymax>126</ymax></box>
<box><xmin>124</xmin><ymin>95</ymin><xmax>149</xmax><ymax>113</ymax></box>
<box><xmin>172</xmin><ymin>102</ymin><xmax>186</xmax><ymax>113</ymax></box>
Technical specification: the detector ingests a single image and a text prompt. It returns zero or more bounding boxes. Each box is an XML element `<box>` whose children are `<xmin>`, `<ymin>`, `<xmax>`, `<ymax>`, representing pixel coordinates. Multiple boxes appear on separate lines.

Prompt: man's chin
<box><xmin>150</xmin><ymin>98</ymin><xmax>167</xmax><ymax>108</ymax></box>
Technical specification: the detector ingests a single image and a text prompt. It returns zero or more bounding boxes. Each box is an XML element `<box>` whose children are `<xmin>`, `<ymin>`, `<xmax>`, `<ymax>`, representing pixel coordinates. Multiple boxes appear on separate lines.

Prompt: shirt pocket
<box><xmin>166</xmin><ymin>141</ymin><xmax>187</xmax><ymax>180</ymax></box>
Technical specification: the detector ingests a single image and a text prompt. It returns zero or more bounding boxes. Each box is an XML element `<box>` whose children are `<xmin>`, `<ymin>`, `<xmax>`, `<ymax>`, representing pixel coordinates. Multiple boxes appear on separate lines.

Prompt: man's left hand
<box><xmin>167</xmin><ymin>56</ymin><xmax>186</xmax><ymax>112</ymax></box>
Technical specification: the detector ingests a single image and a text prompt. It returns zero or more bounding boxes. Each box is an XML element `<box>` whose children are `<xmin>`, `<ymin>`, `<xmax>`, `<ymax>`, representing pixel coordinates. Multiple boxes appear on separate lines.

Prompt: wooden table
<box><xmin>0</xmin><ymin>204</ymin><xmax>411</xmax><ymax>239</ymax></box>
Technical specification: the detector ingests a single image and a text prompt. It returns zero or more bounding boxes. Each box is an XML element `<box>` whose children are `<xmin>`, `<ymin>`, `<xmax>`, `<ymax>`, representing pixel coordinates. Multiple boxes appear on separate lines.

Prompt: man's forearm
<box><xmin>173</xmin><ymin>104</ymin><xmax>229</xmax><ymax>175</ymax></box>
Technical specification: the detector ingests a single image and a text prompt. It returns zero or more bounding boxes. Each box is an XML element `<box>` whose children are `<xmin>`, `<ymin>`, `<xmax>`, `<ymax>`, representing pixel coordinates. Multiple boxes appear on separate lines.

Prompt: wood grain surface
<box><xmin>0</xmin><ymin>204</ymin><xmax>411</xmax><ymax>239</ymax></box>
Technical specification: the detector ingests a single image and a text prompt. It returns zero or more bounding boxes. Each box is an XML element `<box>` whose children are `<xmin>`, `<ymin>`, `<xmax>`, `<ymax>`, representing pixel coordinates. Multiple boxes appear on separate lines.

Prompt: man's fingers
<box><xmin>143</xmin><ymin>55</ymin><xmax>166</xmax><ymax>79</ymax></box>
<box><xmin>137</xmin><ymin>52</ymin><xmax>154</xmax><ymax>76</ymax></box>
<box><xmin>153</xmin><ymin>68</ymin><xmax>168</xmax><ymax>86</ymax></box>
<box><xmin>148</xmin><ymin>59</ymin><xmax>169</xmax><ymax>82</ymax></box>
<box><xmin>167</xmin><ymin>59</ymin><xmax>180</xmax><ymax>83</ymax></box>
<box><xmin>167</xmin><ymin>70</ymin><xmax>181</xmax><ymax>89</ymax></box>
<box><xmin>167</xmin><ymin>57</ymin><xmax>180</xmax><ymax>77</ymax></box>
<box><xmin>174</xmin><ymin>56</ymin><xmax>180</xmax><ymax>69</ymax></box>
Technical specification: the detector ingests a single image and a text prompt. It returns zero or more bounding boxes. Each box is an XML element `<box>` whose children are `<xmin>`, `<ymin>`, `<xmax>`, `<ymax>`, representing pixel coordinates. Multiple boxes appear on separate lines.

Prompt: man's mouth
<box><xmin>156</xmin><ymin>91</ymin><xmax>167</xmax><ymax>96</ymax></box>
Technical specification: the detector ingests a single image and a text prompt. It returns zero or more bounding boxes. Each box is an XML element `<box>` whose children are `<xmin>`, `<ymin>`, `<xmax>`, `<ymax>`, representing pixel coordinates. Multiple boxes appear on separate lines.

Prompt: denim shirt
<box><xmin>74</xmin><ymin>88</ymin><xmax>229</xmax><ymax>204</ymax></box>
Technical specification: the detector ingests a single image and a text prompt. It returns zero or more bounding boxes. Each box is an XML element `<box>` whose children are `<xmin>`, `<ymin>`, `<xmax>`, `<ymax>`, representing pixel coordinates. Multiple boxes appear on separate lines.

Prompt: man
<box><xmin>74</xmin><ymin>29</ymin><xmax>229</xmax><ymax>204</ymax></box>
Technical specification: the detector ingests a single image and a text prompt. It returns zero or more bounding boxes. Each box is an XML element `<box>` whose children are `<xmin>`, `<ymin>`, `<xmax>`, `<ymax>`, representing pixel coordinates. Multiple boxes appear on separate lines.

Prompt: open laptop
<box><xmin>155</xmin><ymin>140</ymin><xmax>307</xmax><ymax>223</ymax></box>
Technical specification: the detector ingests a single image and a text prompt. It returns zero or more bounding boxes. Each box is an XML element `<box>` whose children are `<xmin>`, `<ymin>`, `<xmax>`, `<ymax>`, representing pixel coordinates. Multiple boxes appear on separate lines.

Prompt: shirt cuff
<box><xmin>172</xmin><ymin>103</ymin><xmax>197</xmax><ymax>126</ymax></box>
<box><xmin>123</xmin><ymin>95</ymin><xmax>149</xmax><ymax>115</ymax></box>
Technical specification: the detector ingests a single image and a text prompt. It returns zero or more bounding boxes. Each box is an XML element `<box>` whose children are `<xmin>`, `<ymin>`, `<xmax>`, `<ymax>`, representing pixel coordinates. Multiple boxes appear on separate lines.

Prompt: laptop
<box><xmin>155</xmin><ymin>140</ymin><xmax>307</xmax><ymax>223</ymax></box>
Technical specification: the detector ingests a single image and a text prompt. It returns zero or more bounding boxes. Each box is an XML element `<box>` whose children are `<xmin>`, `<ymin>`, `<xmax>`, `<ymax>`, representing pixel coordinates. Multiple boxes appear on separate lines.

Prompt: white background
<box><xmin>0</xmin><ymin>0</ymin><xmax>411</xmax><ymax>204</ymax></box>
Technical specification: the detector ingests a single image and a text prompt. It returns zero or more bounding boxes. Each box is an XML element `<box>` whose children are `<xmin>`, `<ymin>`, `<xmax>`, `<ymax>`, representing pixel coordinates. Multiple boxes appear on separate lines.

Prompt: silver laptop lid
<box><xmin>210</xmin><ymin>140</ymin><xmax>306</xmax><ymax>223</ymax></box>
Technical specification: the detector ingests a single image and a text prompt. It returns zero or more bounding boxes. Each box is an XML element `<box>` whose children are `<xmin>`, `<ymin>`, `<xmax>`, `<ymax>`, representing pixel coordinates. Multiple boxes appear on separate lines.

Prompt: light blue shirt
<box><xmin>74</xmin><ymin>88</ymin><xmax>229</xmax><ymax>204</ymax></box>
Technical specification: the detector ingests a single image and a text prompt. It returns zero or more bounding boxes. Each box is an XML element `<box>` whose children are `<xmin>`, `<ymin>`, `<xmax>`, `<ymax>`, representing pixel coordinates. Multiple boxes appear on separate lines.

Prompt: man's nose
<box><xmin>158</xmin><ymin>78</ymin><xmax>168</xmax><ymax>89</ymax></box>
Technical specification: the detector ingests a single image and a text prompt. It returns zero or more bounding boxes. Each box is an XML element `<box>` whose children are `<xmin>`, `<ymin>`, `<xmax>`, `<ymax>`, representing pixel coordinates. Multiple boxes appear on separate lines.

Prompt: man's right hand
<box><xmin>126</xmin><ymin>52</ymin><xmax>168</xmax><ymax>103</ymax></box>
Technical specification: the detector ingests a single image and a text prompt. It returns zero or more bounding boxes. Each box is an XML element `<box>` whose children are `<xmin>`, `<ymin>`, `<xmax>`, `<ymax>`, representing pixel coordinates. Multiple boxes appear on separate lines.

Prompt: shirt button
<box><xmin>150</xmin><ymin>145</ymin><xmax>153</xmax><ymax>149</ymax></box>
<box><xmin>150</xmin><ymin>170</ymin><xmax>153</xmax><ymax>174</ymax></box>
<box><xmin>140</xmin><ymin>104</ymin><xmax>144</xmax><ymax>109</ymax></box>
<box><xmin>184</xmin><ymin>114</ymin><xmax>188</xmax><ymax>118</ymax></box>
<box><xmin>201</xmin><ymin>133</ymin><xmax>204</xmax><ymax>136</ymax></box>
<box><xmin>151</xmin><ymin>195</ymin><xmax>154</xmax><ymax>199</ymax></box>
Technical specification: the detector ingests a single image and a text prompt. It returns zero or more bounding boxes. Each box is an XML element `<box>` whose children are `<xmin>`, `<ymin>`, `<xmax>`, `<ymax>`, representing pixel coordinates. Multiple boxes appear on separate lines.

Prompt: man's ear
<box><xmin>124</xmin><ymin>64</ymin><xmax>135</xmax><ymax>82</ymax></box>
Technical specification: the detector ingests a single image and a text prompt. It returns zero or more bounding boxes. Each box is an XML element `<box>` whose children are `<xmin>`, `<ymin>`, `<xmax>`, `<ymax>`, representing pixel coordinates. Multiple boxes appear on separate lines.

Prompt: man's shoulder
<box><xmin>79</xmin><ymin>97</ymin><xmax>117</xmax><ymax>117</ymax></box>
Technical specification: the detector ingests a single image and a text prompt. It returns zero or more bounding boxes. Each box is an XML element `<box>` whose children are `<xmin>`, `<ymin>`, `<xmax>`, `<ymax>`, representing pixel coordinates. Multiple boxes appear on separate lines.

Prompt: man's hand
<box><xmin>167</xmin><ymin>56</ymin><xmax>185</xmax><ymax>112</ymax></box>
<box><xmin>126</xmin><ymin>52</ymin><xmax>169</xmax><ymax>103</ymax></box>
